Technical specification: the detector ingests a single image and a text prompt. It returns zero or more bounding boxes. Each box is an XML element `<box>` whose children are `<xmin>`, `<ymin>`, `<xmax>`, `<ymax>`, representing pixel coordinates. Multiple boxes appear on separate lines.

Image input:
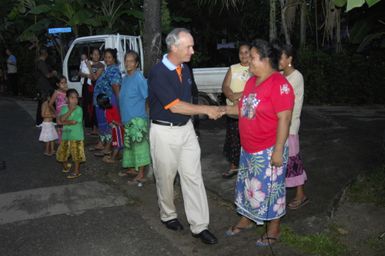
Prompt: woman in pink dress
<box><xmin>279</xmin><ymin>45</ymin><xmax>308</xmax><ymax>209</ymax></box>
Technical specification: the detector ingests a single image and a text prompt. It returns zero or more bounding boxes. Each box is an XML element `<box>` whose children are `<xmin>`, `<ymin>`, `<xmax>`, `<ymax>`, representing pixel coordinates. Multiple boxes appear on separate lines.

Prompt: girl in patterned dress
<box><xmin>49</xmin><ymin>76</ymin><xmax>68</xmax><ymax>143</ymax></box>
<box><xmin>96</xmin><ymin>93</ymin><xmax>124</xmax><ymax>163</ymax></box>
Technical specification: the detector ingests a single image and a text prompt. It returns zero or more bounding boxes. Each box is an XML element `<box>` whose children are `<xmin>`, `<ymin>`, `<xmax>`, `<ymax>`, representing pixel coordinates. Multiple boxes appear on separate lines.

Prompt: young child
<box><xmin>56</xmin><ymin>89</ymin><xmax>85</xmax><ymax>179</ymax></box>
<box><xmin>49</xmin><ymin>76</ymin><xmax>68</xmax><ymax>143</ymax></box>
<box><xmin>96</xmin><ymin>93</ymin><xmax>124</xmax><ymax>164</ymax></box>
<box><xmin>39</xmin><ymin>91</ymin><xmax>58</xmax><ymax>156</ymax></box>
<box><xmin>79</xmin><ymin>53</ymin><xmax>92</xmax><ymax>86</ymax></box>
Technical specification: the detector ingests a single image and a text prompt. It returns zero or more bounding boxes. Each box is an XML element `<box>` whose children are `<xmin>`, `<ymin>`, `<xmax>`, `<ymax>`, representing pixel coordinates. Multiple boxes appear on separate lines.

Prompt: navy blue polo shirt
<box><xmin>148</xmin><ymin>54</ymin><xmax>192</xmax><ymax>123</ymax></box>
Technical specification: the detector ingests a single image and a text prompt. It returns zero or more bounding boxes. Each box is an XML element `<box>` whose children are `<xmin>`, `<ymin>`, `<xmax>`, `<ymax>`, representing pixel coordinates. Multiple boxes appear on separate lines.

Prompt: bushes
<box><xmin>298</xmin><ymin>47</ymin><xmax>385</xmax><ymax>105</ymax></box>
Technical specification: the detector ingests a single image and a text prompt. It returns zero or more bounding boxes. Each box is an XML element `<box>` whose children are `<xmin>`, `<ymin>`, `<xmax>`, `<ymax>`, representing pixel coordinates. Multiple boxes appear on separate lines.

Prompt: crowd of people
<box><xmin>33</xmin><ymin>27</ymin><xmax>308</xmax><ymax>247</ymax></box>
<box><xmin>35</xmin><ymin>47</ymin><xmax>151</xmax><ymax>182</ymax></box>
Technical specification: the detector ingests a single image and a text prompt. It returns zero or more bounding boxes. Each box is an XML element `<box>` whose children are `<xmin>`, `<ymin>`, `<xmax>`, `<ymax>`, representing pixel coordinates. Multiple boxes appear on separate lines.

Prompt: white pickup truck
<box><xmin>62</xmin><ymin>34</ymin><xmax>227</xmax><ymax>105</ymax></box>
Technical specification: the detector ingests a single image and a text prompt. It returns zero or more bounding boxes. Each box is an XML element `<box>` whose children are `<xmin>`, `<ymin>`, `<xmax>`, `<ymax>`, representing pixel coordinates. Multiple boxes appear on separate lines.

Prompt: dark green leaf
<box><xmin>30</xmin><ymin>4</ymin><xmax>51</xmax><ymax>15</ymax></box>
<box><xmin>366</xmin><ymin>0</ymin><xmax>382</xmax><ymax>7</ymax></box>
<box><xmin>346</xmin><ymin>0</ymin><xmax>365</xmax><ymax>11</ymax></box>
<box><xmin>335</xmin><ymin>0</ymin><xmax>347</xmax><ymax>7</ymax></box>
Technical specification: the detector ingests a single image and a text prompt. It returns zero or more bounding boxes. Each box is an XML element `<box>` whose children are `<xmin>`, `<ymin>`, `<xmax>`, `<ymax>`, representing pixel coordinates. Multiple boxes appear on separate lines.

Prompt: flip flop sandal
<box><xmin>62</xmin><ymin>163</ymin><xmax>72</xmax><ymax>173</ymax></box>
<box><xmin>118</xmin><ymin>171</ymin><xmax>137</xmax><ymax>177</ymax></box>
<box><xmin>127</xmin><ymin>178</ymin><xmax>147</xmax><ymax>185</ymax></box>
<box><xmin>255</xmin><ymin>234</ymin><xmax>280</xmax><ymax>247</ymax></box>
<box><xmin>67</xmin><ymin>173</ymin><xmax>82</xmax><ymax>179</ymax></box>
<box><xmin>225</xmin><ymin>223</ymin><xmax>254</xmax><ymax>237</ymax></box>
<box><xmin>44</xmin><ymin>152</ymin><xmax>52</xmax><ymax>156</ymax></box>
<box><xmin>93</xmin><ymin>151</ymin><xmax>105</xmax><ymax>157</ymax></box>
<box><xmin>288</xmin><ymin>197</ymin><xmax>309</xmax><ymax>210</ymax></box>
<box><xmin>222</xmin><ymin>169</ymin><xmax>239</xmax><ymax>179</ymax></box>
<box><xmin>88</xmin><ymin>145</ymin><xmax>105</xmax><ymax>151</ymax></box>
<box><xmin>103</xmin><ymin>157</ymin><xmax>117</xmax><ymax>164</ymax></box>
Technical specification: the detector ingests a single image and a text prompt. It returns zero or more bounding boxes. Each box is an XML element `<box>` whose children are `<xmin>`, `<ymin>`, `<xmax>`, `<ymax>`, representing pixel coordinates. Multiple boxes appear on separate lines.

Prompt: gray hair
<box><xmin>165</xmin><ymin>28</ymin><xmax>191</xmax><ymax>51</ymax></box>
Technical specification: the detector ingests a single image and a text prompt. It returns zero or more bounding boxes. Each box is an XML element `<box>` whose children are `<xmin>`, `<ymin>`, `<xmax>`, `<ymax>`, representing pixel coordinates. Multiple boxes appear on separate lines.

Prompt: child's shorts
<box><xmin>56</xmin><ymin>140</ymin><xmax>86</xmax><ymax>162</ymax></box>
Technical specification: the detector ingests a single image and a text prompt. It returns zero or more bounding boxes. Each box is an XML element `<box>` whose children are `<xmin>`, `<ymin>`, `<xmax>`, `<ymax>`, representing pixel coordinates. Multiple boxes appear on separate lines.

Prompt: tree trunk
<box><xmin>335</xmin><ymin>8</ymin><xmax>341</xmax><ymax>53</ymax></box>
<box><xmin>279</xmin><ymin>0</ymin><xmax>291</xmax><ymax>45</ymax></box>
<box><xmin>143</xmin><ymin>0</ymin><xmax>162</xmax><ymax>77</ymax></box>
<box><xmin>300</xmin><ymin>0</ymin><xmax>306</xmax><ymax>47</ymax></box>
<box><xmin>269</xmin><ymin>0</ymin><xmax>277</xmax><ymax>42</ymax></box>
<box><xmin>314</xmin><ymin>0</ymin><xmax>319</xmax><ymax>50</ymax></box>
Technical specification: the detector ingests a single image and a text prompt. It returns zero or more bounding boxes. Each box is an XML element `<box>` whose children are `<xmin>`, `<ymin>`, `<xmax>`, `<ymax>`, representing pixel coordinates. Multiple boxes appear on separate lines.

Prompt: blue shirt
<box><xmin>120</xmin><ymin>71</ymin><xmax>148</xmax><ymax>124</ymax></box>
<box><xmin>93</xmin><ymin>64</ymin><xmax>122</xmax><ymax>106</ymax></box>
<box><xmin>148</xmin><ymin>54</ymin><xmax>192</xmax><ymax>123</ymax></box>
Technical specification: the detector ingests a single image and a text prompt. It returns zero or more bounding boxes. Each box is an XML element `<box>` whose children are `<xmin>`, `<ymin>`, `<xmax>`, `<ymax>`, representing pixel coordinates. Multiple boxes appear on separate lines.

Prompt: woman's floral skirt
<box><xmin>122</xmin><ymin>117</ymin><xmax>151</xmax><ymax>170</ymax></box>
<box><xmin>235</xmin><ymin>145</ymin><xmax>288</xmax><ymax>225</ymax></box>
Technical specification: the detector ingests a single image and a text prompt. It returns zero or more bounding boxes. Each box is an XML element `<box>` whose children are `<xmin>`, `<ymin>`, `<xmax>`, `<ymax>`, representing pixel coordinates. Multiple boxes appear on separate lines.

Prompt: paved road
<box><xmin>1</xmin><ymin>97</ymin><xmax>384</xmax><ymax>255</ymax></box>
<box><xmin>199</xmin><ymin>105</ymin><xmax>385</xmax><ymax>233</ymax></box>
<box><xmin>0</xmin><ymin>98</ymin><xmax>183</xmax><ymax>256</ymax></box>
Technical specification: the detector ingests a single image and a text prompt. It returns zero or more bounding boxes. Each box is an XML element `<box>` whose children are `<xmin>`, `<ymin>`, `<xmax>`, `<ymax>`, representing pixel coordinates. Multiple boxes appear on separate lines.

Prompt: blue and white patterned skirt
<box><xmin>235</xmin><ymin>145</ymin><xmax>288</xmax><ymax>225</ymax></box>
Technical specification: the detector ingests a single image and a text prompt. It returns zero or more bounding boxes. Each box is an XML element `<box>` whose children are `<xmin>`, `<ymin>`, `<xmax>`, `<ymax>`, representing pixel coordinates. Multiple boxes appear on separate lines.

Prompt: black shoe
<box><xmin>192</xmin><ymin>229</ymin><xmax>218</xmax><ymax>244</ymax></box>
<box><xmin>161</xmin><ymin>218</ymin><xmax>184</xmax><ymax>231</ymax></box>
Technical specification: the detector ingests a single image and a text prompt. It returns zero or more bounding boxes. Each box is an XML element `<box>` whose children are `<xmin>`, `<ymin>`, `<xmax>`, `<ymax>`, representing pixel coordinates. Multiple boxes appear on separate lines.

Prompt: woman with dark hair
<box><xmin>92</xmin><ymin>48</ymin><xmax>122</xmax><ymax>157</ymax></box>
<box><xmin>222</xmin><ymin>42</ymin><xmax>251</xmax><ymax>179</ymax></box>
<box><xmin>119</xmin><ymin>50</ymin><xmax>150</xmax><ymax>184</ymax></box>
<box><xmin>224</xmin><ymin>39</ymin><xmax>294</xmax><ymax>247</ymax></box>
<box><xmin>83</xmin><ymin>48</ymin><xmax>105</xmax><ymax>145</ymax></box>
<box><xmin>279</xmin><ymin>45</ymin><xmax>308</xmax><ymax>209</ymax></box>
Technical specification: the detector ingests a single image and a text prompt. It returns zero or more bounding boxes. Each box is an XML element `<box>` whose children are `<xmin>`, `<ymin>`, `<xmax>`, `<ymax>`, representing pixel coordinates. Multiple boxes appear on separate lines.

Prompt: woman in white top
<box><xmin>279</xmin><ymin>45</ymin><xmax>308</xmax><ymax>209</ymax></box>
<box><xmin>222</xmin><ymin>43</ymin><xmax>251</xmax><ymax>178</ymax></box>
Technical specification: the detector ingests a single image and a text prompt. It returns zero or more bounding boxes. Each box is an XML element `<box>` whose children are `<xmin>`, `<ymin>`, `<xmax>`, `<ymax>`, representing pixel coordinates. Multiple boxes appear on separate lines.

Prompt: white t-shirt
<box><xmin>80</xmin><ymin>60</ymin><xmax>92</xmax><ymax>85</ymax></box>
<box><xmin>285</xmin><ymin>69</ymin><xmax>304</xmax><ymax>135</ymax></box>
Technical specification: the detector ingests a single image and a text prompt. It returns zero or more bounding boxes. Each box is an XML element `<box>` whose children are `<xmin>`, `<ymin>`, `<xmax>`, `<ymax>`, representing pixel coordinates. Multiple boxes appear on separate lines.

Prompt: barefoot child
<box><xmin>39</xmin><ymin>92</ymin><xmax>58</xmax><ymax>155</ymax></box>
<box><xmin>96</xmin><ymin>93</ymin><xmax>124</xmax><ymax>164</ymax></box>
<box><xmin>49</xmin><ymin>76</ymin><xmax>68</xmax><ymax>143</ymax></box>
<box><xmin>56</xmin><ymin>89</ymin><xmax>85</xmax><ymax>179</ymax></box>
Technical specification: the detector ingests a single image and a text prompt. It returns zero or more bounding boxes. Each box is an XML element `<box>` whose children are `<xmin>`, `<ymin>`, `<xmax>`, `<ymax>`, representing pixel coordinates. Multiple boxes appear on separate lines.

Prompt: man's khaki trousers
<box><xmin>150</xmin><ymin>120</ymin><xmax>209</xmax><ymax>234</ymax></box>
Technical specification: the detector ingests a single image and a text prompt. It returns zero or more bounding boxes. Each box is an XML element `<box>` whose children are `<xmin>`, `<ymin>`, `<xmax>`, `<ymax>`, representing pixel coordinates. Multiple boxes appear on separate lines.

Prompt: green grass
<box><xmin>281</xmin><ymin>226</ymin><xmax>348</xmax><ymax>256</ymax></box>
<box><xmin>347</xmin><ymin>165</ymin><xmax>385</xmax><ymax>206</ymax></box>
<box><xmin>367</xmin><ymin>235</ymin><xmax>385</xmax><ymax>255</ymax></box>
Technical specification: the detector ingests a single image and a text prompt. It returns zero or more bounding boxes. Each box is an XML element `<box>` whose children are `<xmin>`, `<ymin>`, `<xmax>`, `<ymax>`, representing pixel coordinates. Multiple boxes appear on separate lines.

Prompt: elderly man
<box><xmin>148</xmin><ymin>28</ymin><xmax>222</xmax><ymax>245</ymax></box>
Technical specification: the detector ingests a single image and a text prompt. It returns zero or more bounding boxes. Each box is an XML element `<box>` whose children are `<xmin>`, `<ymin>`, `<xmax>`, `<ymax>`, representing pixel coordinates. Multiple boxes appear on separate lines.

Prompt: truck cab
<box><xmin>63</xmin><ymin>34</ymin><xmax>226</xmax><ymax>106</ymax></box>
<box><xmin>63</xmin><ymin>34</ymin><xmax>143</xmax><ymax>97</ymax></box>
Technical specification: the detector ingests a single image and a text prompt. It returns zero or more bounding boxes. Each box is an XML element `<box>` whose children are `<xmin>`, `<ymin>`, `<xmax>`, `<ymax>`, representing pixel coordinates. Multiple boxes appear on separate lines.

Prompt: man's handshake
<box><xmin>205</xmin><ymin>106</ymin><xmax>227</xmax><ymax>120</ymax></box>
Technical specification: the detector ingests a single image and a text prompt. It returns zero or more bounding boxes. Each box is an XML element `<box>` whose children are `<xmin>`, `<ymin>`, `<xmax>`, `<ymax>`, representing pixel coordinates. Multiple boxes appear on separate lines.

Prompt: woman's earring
<box><xmin>288</xmin><ymin>63</ymin><xmax>292</xmax><ymax>67</ymax></box>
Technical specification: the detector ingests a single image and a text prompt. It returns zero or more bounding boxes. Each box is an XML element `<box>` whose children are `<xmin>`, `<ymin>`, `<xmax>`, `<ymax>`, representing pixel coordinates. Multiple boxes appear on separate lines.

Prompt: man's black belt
<box><xmin>151</xmin><ymin>120</ymin><xmax>188</xmax><ymax>127</ymax></box>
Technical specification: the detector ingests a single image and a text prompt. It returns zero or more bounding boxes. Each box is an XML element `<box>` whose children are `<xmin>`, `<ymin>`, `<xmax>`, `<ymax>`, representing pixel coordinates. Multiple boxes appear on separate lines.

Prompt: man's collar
<box><xmin>162</xmin><ymin>54</ymin><xmax>183</xmax><ymax>71</ymax></box>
